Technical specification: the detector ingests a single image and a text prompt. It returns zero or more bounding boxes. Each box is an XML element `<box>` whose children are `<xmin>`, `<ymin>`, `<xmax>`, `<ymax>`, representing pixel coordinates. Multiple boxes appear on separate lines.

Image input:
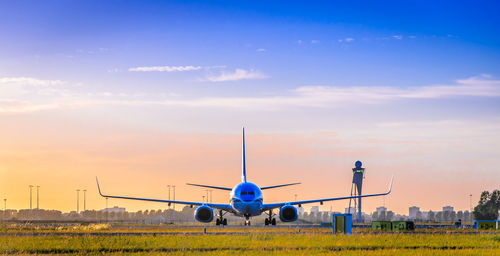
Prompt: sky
<box><xmin>0</xmin><ymin>0</ymin><xmax>499</xmax><ymax>215</ymax></box>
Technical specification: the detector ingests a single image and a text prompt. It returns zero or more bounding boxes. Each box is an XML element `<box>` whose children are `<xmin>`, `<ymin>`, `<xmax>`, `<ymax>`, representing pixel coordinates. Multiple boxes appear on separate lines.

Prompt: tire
<box><xmin>216</xmin><ymin>219</ymin><xmax>220</xmax><ymax>225</ymax></box>
<box><xmin>271</xmin><ymin>218</ymin><xmax>276</xmax><ymax>225</ymax></box>
<box><xmin>222</xmin><ymin>218</ymin><xmax>227</xmax><ymax>225</ymax></box>
<box><xmin>265</xmin><ymin>219</ymin><xmax>269</xmax><ymax>225</ymax></box>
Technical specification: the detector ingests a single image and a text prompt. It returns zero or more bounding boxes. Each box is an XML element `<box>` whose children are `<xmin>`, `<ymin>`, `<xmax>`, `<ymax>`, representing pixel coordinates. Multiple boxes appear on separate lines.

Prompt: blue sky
<box><xmin>0</xmin><ymin>1</ymin><xmax>499</xmax><ymax>212</ymax></box>
<box><xmin>2</xmin><ymin>0</ymin><xmax>500</xmax><ymax>89</ymax></box>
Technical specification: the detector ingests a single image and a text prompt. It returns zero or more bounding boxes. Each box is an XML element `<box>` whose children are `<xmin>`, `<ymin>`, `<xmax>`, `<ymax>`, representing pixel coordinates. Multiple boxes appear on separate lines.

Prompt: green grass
<box><xmin>0</xmin><ymin>233</ymin><xmax>498</xmax><ymax>255</ymax></box>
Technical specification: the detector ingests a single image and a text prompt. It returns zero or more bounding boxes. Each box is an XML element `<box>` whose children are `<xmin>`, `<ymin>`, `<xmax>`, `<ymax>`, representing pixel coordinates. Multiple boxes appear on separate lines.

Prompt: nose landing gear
<box><xmin>243</xmin><ymin>214</ymin><xmax>251</xmax><ymax>226</ymax></box>
<box><xmin>264</xmin><ymin>210</ymin><xmax>277</xmax><ymax>226</ymax></box>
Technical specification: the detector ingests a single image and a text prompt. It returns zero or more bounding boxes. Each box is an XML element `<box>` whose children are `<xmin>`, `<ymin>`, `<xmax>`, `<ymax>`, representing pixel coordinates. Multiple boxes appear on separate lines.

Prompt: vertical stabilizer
<box><xmin>242</xmin><ymin>127</ymin><xmax>247</xmax><ymax>182</ymax></box>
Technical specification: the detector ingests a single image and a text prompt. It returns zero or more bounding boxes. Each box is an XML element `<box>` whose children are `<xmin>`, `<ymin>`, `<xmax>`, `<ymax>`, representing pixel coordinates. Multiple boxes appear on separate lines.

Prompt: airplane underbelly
<box><xmin>232</xmin><ymin>201</ymin><xmax>262</xmax><ymax>216</ymax></box>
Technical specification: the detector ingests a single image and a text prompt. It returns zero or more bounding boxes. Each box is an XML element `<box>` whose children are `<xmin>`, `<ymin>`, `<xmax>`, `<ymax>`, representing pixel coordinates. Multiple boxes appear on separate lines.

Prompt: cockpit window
<box><xmin>248</xmin><ymin>191</ymin><xmax>255</xmax><ymax>195</ymax></box>
<box><xmin>241</xmin><ymin>191</ymin><xmax>248</xmax><ymax>195</ymax></box>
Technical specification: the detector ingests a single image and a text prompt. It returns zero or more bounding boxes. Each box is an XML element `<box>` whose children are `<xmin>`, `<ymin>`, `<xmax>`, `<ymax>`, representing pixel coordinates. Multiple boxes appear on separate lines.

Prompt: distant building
<box><xmin>101</xmin><ymin>206</ymin><xmax>126</xmax><ymax>213</ymax></box>
<box><xmin>442</xmin><ymin>206</ymin><xmax>454</xmax><ymax>212</ymax></box>
<box><xmin>409</xmin><ymin>206</ymin><xmax>420</xmax><ymax>219</ymax></box>
<box><xmin>298</xmin><ymin>206</ymin><xmax>305</xmax><ymax>215</ymax></box>
<box><xmin>345</xmin><ymin>207</ymin><xmax>356</xmax><ymax>214</ymax></box>
<box><xmin>376</xmin><ymin>206</ymin><xmax>387</xmax><ymax>214</ymax></box>
<box><xmin>310</xmin><ymin>206</ymin><xmax>319</xmax><ymax>215</ymax></box>
<box><xmin>146</xmin><ymin>215</ymin><xmax>166</xmax><ymax>224</ymax></box>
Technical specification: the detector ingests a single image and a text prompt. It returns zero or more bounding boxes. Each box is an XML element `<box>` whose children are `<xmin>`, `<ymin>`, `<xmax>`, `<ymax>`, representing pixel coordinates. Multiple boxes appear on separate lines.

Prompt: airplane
<box><xmin>96</xmin><ymin>128</ymin><xmax>393</xmax><ymax>226</ymax></box>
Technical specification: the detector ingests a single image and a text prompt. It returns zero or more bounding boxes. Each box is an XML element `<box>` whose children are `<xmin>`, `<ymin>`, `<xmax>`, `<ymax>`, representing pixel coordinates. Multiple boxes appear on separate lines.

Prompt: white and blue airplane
<box><xmin>96</xmin><ymin>128</ymin><xmax>393</xmax><ymax>226</ymax></box>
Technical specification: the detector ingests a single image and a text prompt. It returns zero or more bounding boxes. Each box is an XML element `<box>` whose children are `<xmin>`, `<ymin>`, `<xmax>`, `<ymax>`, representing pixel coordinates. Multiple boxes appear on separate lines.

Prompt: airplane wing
<box><xmin>262</xmin><ymin>175</ymin><xmax>393</xmax><ymax>211</ymax></box>
<box><xmin>186</xmin><ymin>183</ymin><xmax>232</xmax><ymax>191</ymax></box>
<box><xmin>261</xmin><ymin>182</ymin><xmax>301</xmax><ymax>190</ymax></box>
<box><xmin>96</xmin><ymin>177</ymin><xmax>235</xmax><ymax>213</ymax></box>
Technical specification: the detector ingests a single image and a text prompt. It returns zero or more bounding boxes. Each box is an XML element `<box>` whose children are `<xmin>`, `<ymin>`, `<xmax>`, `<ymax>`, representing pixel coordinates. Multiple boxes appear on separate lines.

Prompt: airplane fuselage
<box><xmin>230</xmin><ymin>182</ymin><xmax>263</xmax><ymax>217</ymax></box>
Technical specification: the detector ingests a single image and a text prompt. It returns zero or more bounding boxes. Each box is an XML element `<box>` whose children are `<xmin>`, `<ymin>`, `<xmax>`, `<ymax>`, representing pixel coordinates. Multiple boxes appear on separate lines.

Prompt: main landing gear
<box><xmin>264</xmin><ymin>210</ymin><xmax>277</xmax><ymax>226</ymax></box>
<box><xmin>215</xmin><ymin>210</ymin><xmax>228</xmax><ymax>226</ymax></box>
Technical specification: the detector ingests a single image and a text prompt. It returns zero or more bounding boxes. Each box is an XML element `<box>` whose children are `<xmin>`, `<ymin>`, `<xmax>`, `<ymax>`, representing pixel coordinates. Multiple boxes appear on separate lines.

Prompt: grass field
<box><xmin>0</xmin><ymin>225</ymin><xmax>498</xmax><ymax>255</ymax></box>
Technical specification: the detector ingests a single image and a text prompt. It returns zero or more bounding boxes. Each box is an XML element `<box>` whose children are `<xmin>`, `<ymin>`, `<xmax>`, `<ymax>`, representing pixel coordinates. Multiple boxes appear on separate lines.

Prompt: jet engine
<box><xmin>194</xmin><ymin>205</ymin><xmax>214</xmax><ymax>223</ymax></box>
<box><xmin>279</xmin><ymin>205</ymin><xmax>298</xmax><ymax>222</ymax></box>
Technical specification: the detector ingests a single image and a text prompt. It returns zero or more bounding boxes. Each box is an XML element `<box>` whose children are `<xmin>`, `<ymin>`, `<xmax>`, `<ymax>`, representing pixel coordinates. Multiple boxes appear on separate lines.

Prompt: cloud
<box><xmin>204</xmin><ymin>69</ymin><xmax>269</xmax><ymax>82</ymax></box>
<box><xmin>1</xmin><ymin>75</ymin><xmax>499</xmax><ymax>113</ymax></box>
<box><xmin>256</xmin><ymin>48</ymin><xmax>266</xmax><ymax>52</ymax></box>
<box><xmin>0</xmin><ymin>99</ymin><xmax>65</xmax><ymax>113</ymax></box>
<box><xmin>392</xmin><ymin>35</ymin><xmax>403</xmax><ymax>40</ymax></box>
<box><xmin>0</xmin><ymin>77</ymin><xmax>65</xmax><ymax>86</ymax></box>
<box><xmin>153</xmin><ymin>75</ymin><xmax>500</xmax><ymax>108</ymax></box>
<box><xmin>128</xmin><ymin>65</ymin><xmax>202</xmax><ymax>72</ymax></box>
<box><xmin>338</xmin><ymin>38</ymin><xmax>354</xmax><ymax>43</ymax></box>
<box><xmin>310</xmin><ymin>40</ymin><xmax>320</xmax><ymax>44</ymax></box>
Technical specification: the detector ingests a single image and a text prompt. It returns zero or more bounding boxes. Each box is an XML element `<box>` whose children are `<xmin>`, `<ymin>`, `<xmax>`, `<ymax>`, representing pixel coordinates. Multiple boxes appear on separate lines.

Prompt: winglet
<box><xmin>387</xmin><ymin>174</ymin><xmax>394</xmax><ymax>194</ymax></box>
<box><xmin>96</xmin><ymin>176</ymin><xmax>105</xmax><ymax>197</ymax></box>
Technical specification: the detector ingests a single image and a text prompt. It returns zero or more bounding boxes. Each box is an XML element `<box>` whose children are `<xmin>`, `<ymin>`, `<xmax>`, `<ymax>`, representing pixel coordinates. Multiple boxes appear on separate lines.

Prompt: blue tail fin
<box><xmin>242</xmin><ymin>127</ymin><xmax>247</xmax><ymax>183</ymax></box>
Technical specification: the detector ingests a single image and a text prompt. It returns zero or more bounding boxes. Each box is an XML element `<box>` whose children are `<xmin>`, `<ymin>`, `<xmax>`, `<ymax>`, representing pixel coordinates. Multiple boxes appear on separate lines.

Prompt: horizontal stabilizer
<box><xmin>261</xmin><ymin>182</ymin><xmax>301</xmax><ymax>190</ymax></box>
<box><xmin>186</xmin><ymin>183</ymin><xmax>232</xmax><ymax>191</ymax></box>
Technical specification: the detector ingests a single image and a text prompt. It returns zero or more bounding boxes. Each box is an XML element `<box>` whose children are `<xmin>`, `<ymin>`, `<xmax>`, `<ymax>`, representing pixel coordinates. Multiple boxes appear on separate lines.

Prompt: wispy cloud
<box><xmin>338</xmin><ymin>38</ymin><xmax>354</xmax><ymax>43</ymax></box>
<box><xmin>128</xmin><ymin>65</ymin><xmax>202</xmax><ymax>72</ymax></box>
<box><xmin>204</xmin><ymin>69</ymin><xmax>269</xmax><ymax>82</ymax></box>
<box><xmin>256</xmin><ymin>48</ymin><xmax>266</xmax><ymax>52</ymax></box>
<box><xmin>310</xmin><ymin>40</ymin><xmax>320</xmax><ymax>44</ymax></box>
<box><xmin>392</xmin><ymin>35</ymin><xmax>403</xmax><ymax>40</ymax></box>
<box><xmin>1</xmin><ymin>75</ymin><xmax>499</xmax><ymax>113</ymax></box>
<box><xmin>0</xmin><ymin>77</ymin><xmax>65</xmax><ymax>86</ymax></box>
<box><xmin>0</xmin><ymin>99</ymin><xmax>67</xmax><ymax>113</ymax></box>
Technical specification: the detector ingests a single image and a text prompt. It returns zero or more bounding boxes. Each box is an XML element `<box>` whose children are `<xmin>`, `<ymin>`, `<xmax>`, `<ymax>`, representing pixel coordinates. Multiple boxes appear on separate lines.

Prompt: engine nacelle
<box><xmin>194</xmin><ymin>205</ymin><xmax>214</xmax><ymax>223</ymax></box>
<box><xmin>279</xmin><ymin>205</ymin><xmax>298</xmax><ymax>222</ymax></box>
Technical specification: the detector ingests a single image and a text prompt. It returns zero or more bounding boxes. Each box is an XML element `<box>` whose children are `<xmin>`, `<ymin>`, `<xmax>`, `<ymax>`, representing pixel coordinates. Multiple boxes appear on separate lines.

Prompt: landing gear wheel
<box><xmin>271</xmin><ymin>218</ymin><xmax>276</xmax><ymax>226</ymax></box>
<box><xmin>217</xmin><ymin>210</ymin><xmax>227</xmax><ymax>226</ymax></box>
<box><xmin>244</xmin><ymin>220</ymin><xmax>251</xmax><ymax>226</ymax></box>
<box><xmin>265</xmin><ymin>219</ymin><xmax>269</xmax><ymax>225</ymax></box>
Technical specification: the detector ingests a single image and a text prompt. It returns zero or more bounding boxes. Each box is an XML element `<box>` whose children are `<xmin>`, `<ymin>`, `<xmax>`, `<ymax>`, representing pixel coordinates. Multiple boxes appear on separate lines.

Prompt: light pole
<box><xmin>469</xmin><ymin>194</ymin><xmax>472</xmax><ymax>212</ymax></box>
<box><xmin>83</xmin><ymin>190</ymin><xmax>87</xmax><ymax>212</ymax></box>
<box><xmin>29</xmin><ymin>185</ymin><xmax>33</xmax><ymax>221</ymax></box>
<box><xmin>167</xmin><ymin>185</ymin><xmax>171</xmax><ymax>223</ymax></box>
<box><xmin>76</xmin><ymin>189</ymin><xmax>80</xmax><ymax>214</ymax></box>
<box><xmin>295</xmin><ymin>194</ymin><xmax>297</xmax><ymax>201</ymax></box>
<box><xmin>3</xmin><ymin>198</ymin><xmax>6</xmax><ymax>221</ymax></box>
<box><xmin>172</xmin><ymin>185</ymin><xmax>176</xmax><ymax>223</ymax></box>
<box><xmin>36</xmin><ymin>186</ymin><xmax>39</xmax><ymax>220</ymax></box>
<box><xmin>172</xmin><ymin>185</ymin><xmax>176</xmax><ymax>210</ymax></box>
<box><xmin>167</xmin><ymin>185</ymin><xmax>171</xmax><ymax>206</ymax></box>
<box><xmin>105</xmin><ymin>197</ymin><xmax>108</xmax><ymax>223</ymax></box>
<box><xmin>202</xmin><ymin>195</ymin><xmax>205</xmax><ymax>203</ymax></box>
<box><xmin>209</xmin><ymin>190</ymin><xmax>212</xmax><ymax>203</ymax></box>
<box><xmin>205</xmin><ymin>190</ymin><xmax>209</xmax><ymax>203</ymax></box>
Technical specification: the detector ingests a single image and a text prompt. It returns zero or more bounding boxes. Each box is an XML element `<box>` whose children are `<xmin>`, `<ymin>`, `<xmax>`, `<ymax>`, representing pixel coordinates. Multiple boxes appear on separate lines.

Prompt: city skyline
<box><xmin>1</xmin><ymin>1</ymin><xmax>499</xmax><ymax>214</ymax></box>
